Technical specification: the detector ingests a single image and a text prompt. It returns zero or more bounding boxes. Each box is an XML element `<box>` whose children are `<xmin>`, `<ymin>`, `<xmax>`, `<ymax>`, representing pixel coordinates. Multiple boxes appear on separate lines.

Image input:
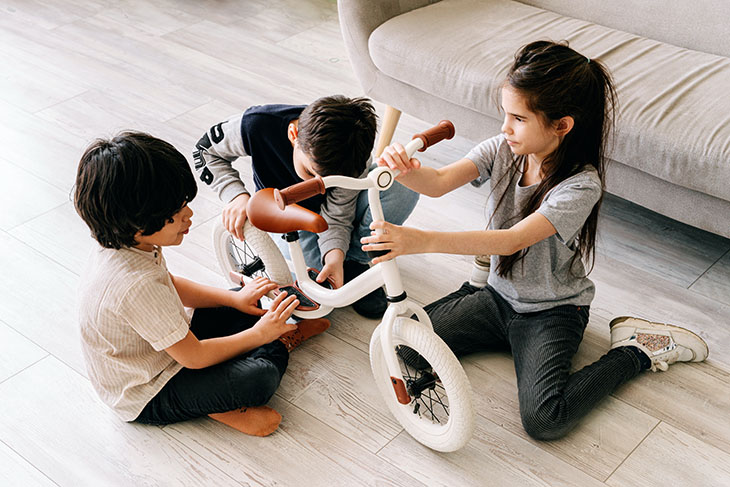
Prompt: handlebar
<box><xmin>273</xmin><ymin>119</ymin><xmax>455</xmax><ymax>210</ymax></box>
<box><xmin>273</xmin><ymin>177</ymin><xmax>326</xmax><ymax>210</ymax></box>
<box><xmin>412</xmin><ymin>120</ymin><xmax>455</xmax><ymax>152</ymax></box>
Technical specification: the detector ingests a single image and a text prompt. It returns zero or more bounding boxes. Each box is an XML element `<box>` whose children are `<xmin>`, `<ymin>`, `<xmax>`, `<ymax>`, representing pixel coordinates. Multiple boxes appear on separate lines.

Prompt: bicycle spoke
<box><xmin>415</xmin><ymin>383</ymin><xmax>449</xmax><ymax>423</ymax></box>
<box><xmin>396</xmin><ymin>346</ymin><xmax>451</xmax><ymax>425</ymax></box>
<box><xmin>227</xmin><ymin>236</ymin><xmax>271</xmax><ymax>280</ymax></box>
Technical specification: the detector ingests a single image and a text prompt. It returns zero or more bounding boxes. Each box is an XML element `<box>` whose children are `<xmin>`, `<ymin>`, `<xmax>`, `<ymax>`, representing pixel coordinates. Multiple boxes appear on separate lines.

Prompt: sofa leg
<box><xmin>374</xmin><ymin>105</ymin><xmax>402</xmax><ymax>157</ymax></box>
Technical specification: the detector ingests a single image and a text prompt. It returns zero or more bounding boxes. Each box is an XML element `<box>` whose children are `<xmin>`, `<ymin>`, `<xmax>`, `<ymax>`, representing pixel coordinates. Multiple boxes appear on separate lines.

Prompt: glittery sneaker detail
<box><xmin>609</xmin><ymin>316</ymin><xmax>708</xmax><ymax>372</ymax></box>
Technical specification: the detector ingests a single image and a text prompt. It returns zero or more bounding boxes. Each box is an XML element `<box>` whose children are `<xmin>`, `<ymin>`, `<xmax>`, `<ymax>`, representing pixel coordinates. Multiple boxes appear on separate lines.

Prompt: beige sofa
<box><xmin>338</xmin><ymin>0</ymin><xmax>730</xmax><ymax>239</ymax></box>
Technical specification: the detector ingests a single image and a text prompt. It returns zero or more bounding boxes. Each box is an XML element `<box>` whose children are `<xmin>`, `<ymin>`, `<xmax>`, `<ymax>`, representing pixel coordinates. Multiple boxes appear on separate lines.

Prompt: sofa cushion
<box><xmin>368</xmin><ymin>0</ymin><xmax>730</xmax><ymax>203</ymax></box>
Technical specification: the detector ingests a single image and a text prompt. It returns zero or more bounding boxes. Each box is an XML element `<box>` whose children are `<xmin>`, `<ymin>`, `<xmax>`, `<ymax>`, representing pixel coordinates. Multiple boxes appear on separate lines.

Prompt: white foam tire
<box><xmin>370</xmin><ymin>317</ymin><xmax>475</xmax><ymax>452</ymax></box>
<box><xmin>212</xmin><ymin>220</ymin><xmax>293</xmax><ymax>286</ymax></box>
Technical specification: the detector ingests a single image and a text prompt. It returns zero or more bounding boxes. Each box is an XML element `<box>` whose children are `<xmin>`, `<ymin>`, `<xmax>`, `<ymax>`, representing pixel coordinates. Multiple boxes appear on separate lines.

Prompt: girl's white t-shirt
<box><xmin>466</xmin><ymin>134</ymin><xmax>603</xmax><ymax>313</ymax></box>
<box><xmin>78</xmin><ymin>245</ymin><xmax>190</xmax><ymax>421</ymax></box>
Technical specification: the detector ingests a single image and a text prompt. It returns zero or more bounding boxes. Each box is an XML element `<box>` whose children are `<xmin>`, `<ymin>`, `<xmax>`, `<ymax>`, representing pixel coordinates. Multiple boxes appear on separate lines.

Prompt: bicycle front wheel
<box><xmin>370</xmin><ymin>317</ymin><xmax>474</xmax><ymax>452</ymax></box>
<box><xmin>213</xmin><ymin>220</ymin><xmax>293</xmax><ymax>286</ymax></box>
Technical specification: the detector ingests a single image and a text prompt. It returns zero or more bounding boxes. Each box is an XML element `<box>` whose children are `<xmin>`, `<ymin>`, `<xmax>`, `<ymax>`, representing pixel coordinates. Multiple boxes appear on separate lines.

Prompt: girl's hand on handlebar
<box><xmin>360</xmin><ymin>221</ymin><xmax>425</xmax><ymax>264</ymax></box>
<box><xmin>231</xmin><ymin>276</ymin><xmax>279</xmax><ymax>316</ymax></box>
<box><xmin>377</xmin><ymin>143</ymin><xmax>422</xmax><ymax>176</ymax></box>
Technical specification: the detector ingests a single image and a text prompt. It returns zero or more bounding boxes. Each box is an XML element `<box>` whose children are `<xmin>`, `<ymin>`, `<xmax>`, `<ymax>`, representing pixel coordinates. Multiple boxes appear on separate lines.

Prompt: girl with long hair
<box><xmin>362</xmin><ymin>41</ymin><xmax>708</xmax><ymax>439</ymax></box>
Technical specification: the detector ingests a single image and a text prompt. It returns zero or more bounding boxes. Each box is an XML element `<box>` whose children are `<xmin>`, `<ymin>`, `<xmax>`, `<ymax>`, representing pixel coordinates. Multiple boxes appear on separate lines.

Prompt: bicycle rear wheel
<box><xmin>213</xmin><ymin>220</ymin><xmax>293</xmax><ymax>286</ymax></box>
<box><xmin>370</xmin><ymin>317</ymin><xmax>474</xmax><ymax>452</ymax></box>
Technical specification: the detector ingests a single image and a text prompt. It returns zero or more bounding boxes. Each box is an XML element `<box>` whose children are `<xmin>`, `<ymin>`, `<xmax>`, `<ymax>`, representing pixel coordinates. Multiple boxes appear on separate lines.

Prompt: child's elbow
<box><xmin>504</xmin><ymin>230</ymin><xmax>530</xmax><ymax>255</ymax></box>
<box><xmin>422</xmin><ymin>186</ymin><xmax>448</xmax><ymax>198</ymax></box>
<box><xmin>171</xmin><ymin>353</ymin><xmax>208</xmax><ymax>370</ymax></box>
<box><xmin>181</xmin><ymin>360</ymin><xmax>206</xmax><ymax>370</ymax></box>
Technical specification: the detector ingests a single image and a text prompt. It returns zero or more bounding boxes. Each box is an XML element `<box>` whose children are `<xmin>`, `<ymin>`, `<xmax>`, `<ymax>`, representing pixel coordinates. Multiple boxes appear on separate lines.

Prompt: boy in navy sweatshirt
<box><xmin>194</xmin><ymin>95</ymin><xmax>419</xmax><ymax>319</ymax></box>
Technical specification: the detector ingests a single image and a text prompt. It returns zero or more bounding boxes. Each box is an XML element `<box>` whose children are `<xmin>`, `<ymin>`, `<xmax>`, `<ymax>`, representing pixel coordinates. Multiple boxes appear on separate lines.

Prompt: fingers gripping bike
<box><xmin>213</xmin><ymin>121</ymin><xmax>475</xmax><ymax>452</ymax></box>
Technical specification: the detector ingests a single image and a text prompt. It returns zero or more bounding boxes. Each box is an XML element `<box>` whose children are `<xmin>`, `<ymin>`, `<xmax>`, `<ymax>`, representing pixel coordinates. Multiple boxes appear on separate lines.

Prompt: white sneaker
<box><xmin>609</xmin><ymin>316</ymin><xmax>709</xmax><ymax>372</ymax></box>
<box><xmin>468</xmin><ymin>255</ymin><xmax>491</xmax><ymax>287</ymax></box>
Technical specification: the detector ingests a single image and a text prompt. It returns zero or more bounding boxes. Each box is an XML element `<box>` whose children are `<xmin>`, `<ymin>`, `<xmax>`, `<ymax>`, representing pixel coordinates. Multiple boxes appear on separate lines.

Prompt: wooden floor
<box><xmin>1</xmin><ymin>1</ymin><xmax>729</xmax><ymax>485</ymax></box>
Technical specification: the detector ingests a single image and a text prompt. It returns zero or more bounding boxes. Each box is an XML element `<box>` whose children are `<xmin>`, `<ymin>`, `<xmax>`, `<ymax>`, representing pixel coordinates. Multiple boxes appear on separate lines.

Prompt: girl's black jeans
<box><xmin>412</xmin><ymin>282</ymin><xmax>643</xmax><ymax>440</ymax></box>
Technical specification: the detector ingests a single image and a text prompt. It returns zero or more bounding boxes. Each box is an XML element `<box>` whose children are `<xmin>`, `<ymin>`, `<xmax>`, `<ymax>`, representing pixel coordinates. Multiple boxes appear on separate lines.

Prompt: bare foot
<box><xmin>278</xmin><ymin>318</ymin><xmax>331</xmax><ymax>352</ymax></box>
<box><xmin>208</xmin><ymin>405</ymin><xmax>282</xmax><ymax>436</ymax></box>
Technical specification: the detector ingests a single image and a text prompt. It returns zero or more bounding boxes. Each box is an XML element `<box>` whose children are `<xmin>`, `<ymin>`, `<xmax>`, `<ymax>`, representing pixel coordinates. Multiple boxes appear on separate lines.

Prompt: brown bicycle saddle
<box><xmin>247</xmin><ymin>188</ymin><xmax>328</xmax><ymax>234</ymax></box>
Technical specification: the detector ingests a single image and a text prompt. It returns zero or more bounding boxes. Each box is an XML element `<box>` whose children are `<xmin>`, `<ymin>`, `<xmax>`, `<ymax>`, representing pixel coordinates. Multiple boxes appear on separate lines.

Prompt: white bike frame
<box><xmin>285</xmin><ymin>137</ymin><xmax>430</xmax><ymax>394</ymax></box>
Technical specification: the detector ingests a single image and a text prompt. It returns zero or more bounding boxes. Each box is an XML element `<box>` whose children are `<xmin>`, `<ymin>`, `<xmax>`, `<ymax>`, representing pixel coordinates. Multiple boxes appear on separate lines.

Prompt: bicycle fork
<box><xmin>379</xmin><ymin>299</ymin><xmax>434</xmax><ymax>405</ymax></box>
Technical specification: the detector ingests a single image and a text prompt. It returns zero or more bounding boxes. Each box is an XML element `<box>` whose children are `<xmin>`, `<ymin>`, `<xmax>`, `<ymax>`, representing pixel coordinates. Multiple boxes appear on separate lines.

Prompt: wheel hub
<box><xmin>406</xmin><ymin>371</ymin><xmax>437</xmax><ymax>398</ymax></box>
<box><xmin>240</xmin><ymin>255</ymin><xmax>265</xmax><ymax>276</ymax></box>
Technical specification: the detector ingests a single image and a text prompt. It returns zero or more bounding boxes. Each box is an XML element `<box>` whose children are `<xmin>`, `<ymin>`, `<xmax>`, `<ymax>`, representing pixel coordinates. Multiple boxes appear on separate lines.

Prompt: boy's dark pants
<box><xmin>409</xmin><ymin>283</ymin><xmax>644</xmax><ymax>440</ymax></box>
<box><xmin>135</xmin><ymin>306</ymin><xmax>288</xmax><ymax>425</ymax></box>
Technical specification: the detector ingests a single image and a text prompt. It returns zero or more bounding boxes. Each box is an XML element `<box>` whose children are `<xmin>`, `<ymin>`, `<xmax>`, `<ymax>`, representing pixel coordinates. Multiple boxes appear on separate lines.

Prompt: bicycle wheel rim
<box><xmin>370</xmin><ymin>318</ymin><xmax>474</xmax><ymax>451</ymax></box>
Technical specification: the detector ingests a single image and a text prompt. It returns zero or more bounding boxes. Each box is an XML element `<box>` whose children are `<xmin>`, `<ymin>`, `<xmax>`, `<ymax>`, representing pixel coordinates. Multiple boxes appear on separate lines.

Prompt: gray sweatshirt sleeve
<box><xmin>192</xmin><ymin>113</ymin><xmax>250</xmax><ymax>204</ymax></box>
<box><xmin>317</xmin><ymin>164</ymin><xmax>370</xmax><ymax>262</ymax></box>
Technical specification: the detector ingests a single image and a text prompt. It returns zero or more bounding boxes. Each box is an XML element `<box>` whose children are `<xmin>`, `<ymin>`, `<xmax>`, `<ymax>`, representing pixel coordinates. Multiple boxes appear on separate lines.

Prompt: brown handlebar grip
<box><xmin>412</xmin><ymin>120</ymin><xmax>455</xmax><ymax>152</ymax></box>
<box><xmin>273</xmin><ymin>176</ymin><xmax>326</xmax><ymax>210</ymax></box>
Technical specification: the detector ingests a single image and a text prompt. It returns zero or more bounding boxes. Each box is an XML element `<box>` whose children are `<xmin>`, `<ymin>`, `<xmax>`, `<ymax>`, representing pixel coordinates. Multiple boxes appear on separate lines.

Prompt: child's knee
<box><xmin>520</xmin><ymin>406</ymin><xmax>571</xmax><ymax>441</ymax></box>
<box><xmin>257</xmin><ymin>361</ymin><xmax>283</xmax><ymax>401</ymax></box>
<box><xmin>233</xmin><ymin>359</ymin><xmax>282</xmax><ymax>405</ymax></box>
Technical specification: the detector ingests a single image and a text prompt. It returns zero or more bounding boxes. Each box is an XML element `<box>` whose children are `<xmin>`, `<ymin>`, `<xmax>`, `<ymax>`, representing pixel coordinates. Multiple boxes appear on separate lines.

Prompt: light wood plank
<box><xmin>0</xmin><ymin>99</ymin><xmax>87</xmax><ymax>191</ymax></box>
<box><xmin>316</xmin><ymin>307</ymin><xmax>375</xmax><ymax>354</ymax></box>
<box><xmin>233</xmin><ymin>0</ymin><xmax>338</xmax><ymax>44</ymax></box>
<box><xmin>0</xmin><ymin>441</ymin><xmax>56</xmax><ymax>487</ymax></box>
<box><xmin>163</xmin><ymin>19</ymin><xmax>354</xmax><ymax>99</ymax></box>
<box><xmin>163</xmin><ymin>396</ymin><xmax>425</xmax><ymax>487</ymax></box>
<box><xmin>0</xmin><ymin>357</ymin><xmax>241</xmax><ymax>487</ymax></box>
<box><xmin>0</xmin><ymin>159</ymin><xmax>68</xmax><ymax>231</ymax></box>
<box><xmin>35</xmin><ymin>87</ymin><xmax>195</xmax><ymax>141</ymax></box>
<box><xmin>607</xmin><ymin>422</ymin><xmax>730</xmax><ymax>487</ymax></box>
<box><xmin>0</xmin><ymin>320</ymin><xmax>47</xmax><ymax>385</ymax></box>
<box><xmin>378</xmin><ymin>414</ymin><xmax>606</xmax><ymax>487</ymax></box>
<box><xmin>690</xmin><ymin>250</ymin><xmax>730</xmax><ymax>307</ymax></box>
<box><xmin>9</xmin><ymin>202</ymin><xmax>94</xmax><ymax>274</ymax></box>
<box><xmin>597</xmin><ymin>193</ymin><xmax>730</xmax><ymax>288</ymax></box>
<box><xmin>280</xmin><ymin>333</ymin><xmax>403</xmax><ymax>452</ymax></box>
<box><xmin>0</xmin><ymin>53</ymin><xmax>87</xmax><ymax>113</ymax></box>
<box><xmin>88</xmin><ymin>1</ymin><xmax>200</xmax><ymax>37</ymax></box>
<box><xmin>0</xmin><ymin>231</ymin><xmax>85</xmax><ymax>375</ymax></box>
<box><xmin>165</xmin><ymin>0</ymin><xmax>275</xmax><ymax>27</ymax></box>
<box><xmin>0</xmin><ymin>0</ymin><xmax>108</xmax><ymax>30</ymax></box>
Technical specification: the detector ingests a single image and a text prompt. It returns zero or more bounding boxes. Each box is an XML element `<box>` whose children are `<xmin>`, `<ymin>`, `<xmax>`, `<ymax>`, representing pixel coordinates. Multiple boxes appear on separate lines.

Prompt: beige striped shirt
<box><xmin>78</xmin><ymin>245</ymin><xmax>190</xmax><ymax>421</ymax></box>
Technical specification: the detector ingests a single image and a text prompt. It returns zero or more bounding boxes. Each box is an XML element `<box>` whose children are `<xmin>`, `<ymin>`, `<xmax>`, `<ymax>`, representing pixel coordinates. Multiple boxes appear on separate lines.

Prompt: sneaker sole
<box><xmin>609</xmin><ymin>316</ymin><xmax>709</xmax><ymax>362</ymax></box>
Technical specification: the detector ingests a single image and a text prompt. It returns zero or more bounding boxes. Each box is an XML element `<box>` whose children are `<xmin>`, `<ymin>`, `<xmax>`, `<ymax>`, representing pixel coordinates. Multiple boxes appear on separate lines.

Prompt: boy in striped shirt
<box><xmin>74</xmin><ymin>131</ymin><xmax>328</xmax><ymax>436</ymax></box>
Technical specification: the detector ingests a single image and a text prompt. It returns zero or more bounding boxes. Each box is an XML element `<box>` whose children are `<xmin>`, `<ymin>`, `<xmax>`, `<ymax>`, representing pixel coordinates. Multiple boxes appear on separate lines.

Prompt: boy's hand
<box><xmin>252</xmin><ymin>291</ymin><xmax>299</xmax><ymax>343</ymax></box>
<box><xmin>377</xmin><ymin>142</ymin><xmax>422</xmax><ymax>176</ymax></box>
<box><xmin>223</xmin><ymin>193</ymin><xmax>251</xmax><ymax>240</ymax></box>
<box><xmin>361</xmin><ymin>221</ymin><xmax>424</xmax><ymax>264</ymax></box>
<box><xmin>319</xmin><ymin>249</ymin><xmax>345</xmax><ymax>288</ymax></box>
<box><xmin>231</xmin><ymin>276</ymin><xmax>279</xmax><ymax>316</ymax></box>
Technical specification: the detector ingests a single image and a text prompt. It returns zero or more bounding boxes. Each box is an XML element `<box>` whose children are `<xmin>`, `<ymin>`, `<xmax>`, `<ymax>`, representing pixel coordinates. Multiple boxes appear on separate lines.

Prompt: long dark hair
<box><xmin>493</xmin><ymin>40</ymin><xmax>617</xmax><ymax>277</ymax></box>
